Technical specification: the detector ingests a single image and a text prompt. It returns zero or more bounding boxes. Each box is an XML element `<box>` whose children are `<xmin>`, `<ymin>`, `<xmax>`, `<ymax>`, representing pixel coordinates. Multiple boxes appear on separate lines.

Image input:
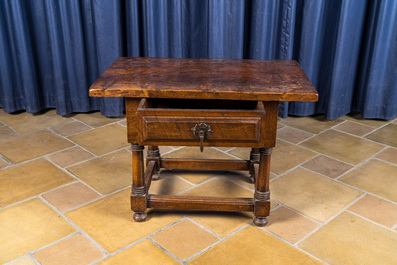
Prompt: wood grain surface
<box><xmin>89</xmin><ymin>57</ymin><xmax>318</xmax><ymax>102</ymax></box>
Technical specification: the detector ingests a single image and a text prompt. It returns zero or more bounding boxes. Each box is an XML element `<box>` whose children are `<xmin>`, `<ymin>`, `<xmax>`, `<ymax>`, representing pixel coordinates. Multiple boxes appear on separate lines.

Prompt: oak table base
<box><xmin>131</xmin><ymin>144</ymin><xmax>272</xmax><ymax>226</ymax></box>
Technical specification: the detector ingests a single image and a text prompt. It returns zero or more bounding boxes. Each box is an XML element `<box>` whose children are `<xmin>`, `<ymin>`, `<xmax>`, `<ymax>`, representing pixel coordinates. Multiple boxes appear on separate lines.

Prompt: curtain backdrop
<box><xmin>0</xmin><ymin>0</ymin><xmax>396</xmax><ymax>119</ymax></box>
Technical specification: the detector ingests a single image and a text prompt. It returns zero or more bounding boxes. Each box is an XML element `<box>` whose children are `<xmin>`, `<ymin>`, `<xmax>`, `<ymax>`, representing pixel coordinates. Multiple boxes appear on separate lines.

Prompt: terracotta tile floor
<box><xmin>1</xmin><ymin>108</ymin><xmax>397</xmax><ymax>265</ymax></box>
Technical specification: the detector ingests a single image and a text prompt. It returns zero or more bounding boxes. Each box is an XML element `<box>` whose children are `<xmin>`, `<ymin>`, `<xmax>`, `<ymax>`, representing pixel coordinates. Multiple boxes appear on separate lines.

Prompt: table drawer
<box><xmin>136</xmin><ymin>99</ymin><xmax>267</xmax><ymax>147</ymax></box>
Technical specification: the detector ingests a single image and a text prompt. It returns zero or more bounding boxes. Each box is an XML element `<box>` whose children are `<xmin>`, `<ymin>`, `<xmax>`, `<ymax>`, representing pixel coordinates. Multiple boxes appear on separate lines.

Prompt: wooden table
<box><xmin>89</xmin><ymin>57</ymin><xmax>318</xmax><ymax>226</ymax></box>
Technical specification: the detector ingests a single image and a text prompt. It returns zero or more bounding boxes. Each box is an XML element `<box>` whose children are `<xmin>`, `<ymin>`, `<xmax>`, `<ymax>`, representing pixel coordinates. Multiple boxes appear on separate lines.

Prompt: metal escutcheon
<box><xmin>191</xmin><ymin>123</ymin><xmax>213</xmax><ymax>152</ymax></box>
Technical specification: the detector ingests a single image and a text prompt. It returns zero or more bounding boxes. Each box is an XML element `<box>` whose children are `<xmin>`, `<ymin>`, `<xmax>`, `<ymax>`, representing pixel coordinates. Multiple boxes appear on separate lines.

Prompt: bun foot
<box><xmin>133</xmin><ymin>212</ymin><xmax>147</xmax><ymax>222</ymax></box>
<box><xmin>253</xmin><ymin>216</ymin><xmax>268</xmax><ymax>227</ymax></box>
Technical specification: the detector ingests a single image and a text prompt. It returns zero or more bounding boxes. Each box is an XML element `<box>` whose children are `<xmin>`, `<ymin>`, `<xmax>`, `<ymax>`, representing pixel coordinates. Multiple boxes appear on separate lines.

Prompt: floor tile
<box><xmin>0</xmin><ymin>124</ymin><xmax>18</xmax><ymax>139</ymax></box>
<box><xmin>365</xmin><ymin>124</ymin><xmax>397</xmax><ymax>148</ymax></box>
<box><xmin>277</xmin><ymin>122</ymin><xmax>285</xmax><ymax>130</ymax></box>
<box><xmin>0</xmin><ymin>158</ymin><xmax>74</xmax><ymax>207</ymax></box>
<box><xmin>188</xmin><ymin>226</ymin><xmax>322</xmax><ymax>265</ymax></box>
<box><xmin>8</xmin><ymin>256</ymin><xmax>36</xmax><ymax>265</ymax></box>
<box><xmin>152</xmin><ymin>219</ymin><xmax>219</xmax><ymax>260</ymax></box>
<box><xmin>72</xmin><ymin>112</ymin><xmax>125</xmax><ymax>127</ymax></box>
<box><xmin>229</xmin><ymin>141</ymin><xmax>317</xmax><ymax>175</ymax></box>
<box><xmin>68</xmin><ymin>124</ymin><xmax>128</xmax><ymax>156</ymax></box>
<box><xmin>164</xmin><ymin>146</ymin><xmax>237</xmax><ymax>160</ymax></box>
<box><xmin>300</xmin><ymin>130</ymin><xmax>384</xmax><ymax>165</ymax></box>
<box><xmin>0</xmin><ymin>198</ymin><xmax>75</xmax><ymax>264</ymax></box>
<box><xmin>375</xmin><ymin>147</ymin><xmax>397</xmax><ymax>164</ymax></box>
<box><xmin>333</xmin><ymin>120</ymin><xmax>375</xmax><ymax>136</ymax></box>
<box><xmin>181</xmin><ymin>177</ymin><xmax>253</xmax><ymax>198</ymax></box>
<box><xmin>272</xmin><ymin>140</ymin><xmax>317</xmax><ymax>175</ymax></box>
<box><xmin>300</xmin><ymin>212</ymin><xmax>397</xmax><ymax>265</ymax></box>
<box><xmin>186</xmin><ymin>211</ymin><xmax>253</xmax><ymax>238</ymax></box>
<box><xmin>0</xmin><ymin>157</ymin><xmax>9</xmax><ymax>169</ymax></box>
<box><xmin>0</xmin><ymin>110</ymin><xmax>70</xmax><ymax>134</ymax></box>
<box><xmin>165</xmin><ymin>170</ymin><xmax>218</xmax><ymax>184</ymax></box>
<box><xmin>302</xmin><ymin>155</ymin><xmax>353</xmax><ymax>178</ymax></box>
<box><xmin>47</xmin><ymin>147</ymin><xmax>94</xmax><ymax>168</ymax></box>
<box><xmin>216</xmin><ymin>170</ymin><xmax>256</xmax><ymax>189</ymax></box>
<box><xmin>66</xmin><ymin>189</ymin><xmax>182</xmax><ymax>253</ymax></box>
<box><xmin>34</xmin><ymin>234</ymin><xmax>105</xmax><ymax>265</ymax></box>
<box><xmin>98</xmin><ymin>240</ymin><xmax>179</xmax><ymax>265</ymax></box>
<box><xmin>348</xmin><ymin>195</ymin><xmax>397</xmax><ymax>228</ymax></box>
<box><xmin>0</xmin><ymin>130</ymin><xmax>74</xmax><ymax>163</ymax></box>
<box><xmin>51</xmin><ymin>121</ymin><xmax>92</xmax><ymax>136</ymax></box>
<box><xmin>278</xmin><ymin>115</ymin><xmax>343</xmax><ymax>134</ymax></box>
<box><xmin>43</xmin><ymin>182</ymin><xmax>101</xmax><ymax>212</ymax></box>
<box><xmin>67</xmin><ymin>150</ymin><xmax>131</xmax><ymax>195</ymax></box>
<box><xmin>343</xmin><ymin>113</ymin><xmax>390</xmax><ymax>127</ymax></box>
<box><xmin>119</xmin><ymin>119</ymin><xmax>127</xmax><ymax>126</ymax></box>
<box><xmin>340</xmin><ymin>159</ymin><xmax>397</xmax><ymax>202</ymax></box>
<box><xmin>213</xmin><ymin>146</ymin><xmax>233</xmax><ymax>151</ymax></box>
<box><xmin>227</xmin><ymin>147</ymin><xmax>251</xmax><ymax>160</ymax></box>
<box><xmin>271</xmin><ymin>167</ymin><xmax>362</xmax><ymax>222</ymax></box>
<box><xmin>265</xmin><ymin>207</ymin><xmax>318</xmax><ymax>243</ymax></box>
<box><xmin>185</xmin><ymin>201</ymin><xmax>278</xmax><ymax>239</ymax></box>
<box><xmin>146</xmin><ymin>146</ymin><xmax>174</xmax><ymax>157</ymax></box>
<box><xmin>276</xmin><ymin>127</ymin><xmax>313</xmax><ymax>143</ymax></box>
<box><xmin>148</xmin><ymin>171</ymin><xmax>193</xmax><ymax>195</ymax></box>
<box><xmin>0</xmin><ymin>108</ymin><xmax>10</xmax><ymax>117</ymax></box>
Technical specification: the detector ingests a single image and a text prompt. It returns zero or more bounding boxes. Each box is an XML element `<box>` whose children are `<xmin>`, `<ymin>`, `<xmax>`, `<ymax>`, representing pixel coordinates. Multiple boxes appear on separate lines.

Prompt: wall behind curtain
<box><xmin>0</xmin><ymin>0</ymin><xmax>396</xmax><ymax>119</ymax></box>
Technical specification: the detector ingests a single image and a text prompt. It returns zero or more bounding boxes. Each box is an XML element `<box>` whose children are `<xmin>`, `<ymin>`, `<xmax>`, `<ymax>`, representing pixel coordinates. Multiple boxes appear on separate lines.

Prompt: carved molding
<box><xmin>131</xmin><ymin>144</ymin><xmax>144</xmax><ymax>151</ymax></box>
<box><xmin>254</xmin><ymin>190</ymin><xmax>270</xmax><ymax>201</ymax></box>
<box><xmin>132</xmin><ymin>186</ymin><xmax>146</xmax><ymax>196</ymax></box>
<box><xmin>259</xmin><ymin>148</ymin><xmax>273</xmax><ymax>155</ymax></box>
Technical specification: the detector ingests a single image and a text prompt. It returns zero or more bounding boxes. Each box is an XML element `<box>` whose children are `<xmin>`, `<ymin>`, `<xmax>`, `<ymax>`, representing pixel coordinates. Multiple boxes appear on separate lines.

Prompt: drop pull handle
<box><xmin>191</xmin><ymin>123</ymin><xmax>213</xmax><ymax>152</ymax></box>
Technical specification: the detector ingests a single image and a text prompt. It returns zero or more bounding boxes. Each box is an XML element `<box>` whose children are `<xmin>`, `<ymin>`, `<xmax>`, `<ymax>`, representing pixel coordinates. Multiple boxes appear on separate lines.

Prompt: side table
<box><xmin>89</xmin><ymin>57</ymin><xmax>318</xmax><ymax>226</ymax></box>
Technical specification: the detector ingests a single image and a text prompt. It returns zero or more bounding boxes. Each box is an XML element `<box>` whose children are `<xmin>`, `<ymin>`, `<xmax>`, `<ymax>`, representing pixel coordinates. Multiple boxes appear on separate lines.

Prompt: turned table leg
<box><xmin>147</xmin><ymin>146</ymin><xmax>161</xmax><ymax>180</ymax></box>
<box><xmin>253</xmin><ymin>148</ymin><xmax>272</xmax><ymax>226</ymax></box>
<box><xmin>131</xmin><ymin>144</ymin><xmax>147</xmax><ymax>222</ymax></box>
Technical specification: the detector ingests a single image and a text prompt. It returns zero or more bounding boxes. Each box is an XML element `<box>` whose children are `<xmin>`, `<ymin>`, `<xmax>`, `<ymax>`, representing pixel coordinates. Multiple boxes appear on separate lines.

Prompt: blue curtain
<box><xmin>0</xmin><ymin>0</ymin><xmax>396</xmax><ymax>119</ymax></box>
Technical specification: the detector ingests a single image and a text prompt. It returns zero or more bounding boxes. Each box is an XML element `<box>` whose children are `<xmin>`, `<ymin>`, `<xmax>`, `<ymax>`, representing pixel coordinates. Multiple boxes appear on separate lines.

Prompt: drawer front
<box><xmin>140</xmin><ymin>116</ymin><xmax>261</xmax><ymax>143</ymax></box>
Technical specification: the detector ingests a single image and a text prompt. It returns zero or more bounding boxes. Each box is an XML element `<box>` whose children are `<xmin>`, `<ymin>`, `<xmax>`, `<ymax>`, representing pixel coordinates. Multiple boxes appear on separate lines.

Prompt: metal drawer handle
<box><xmin>191</xmin><ymin>123</ymin><xmax>213</xmax><ymax>152</ymax></box>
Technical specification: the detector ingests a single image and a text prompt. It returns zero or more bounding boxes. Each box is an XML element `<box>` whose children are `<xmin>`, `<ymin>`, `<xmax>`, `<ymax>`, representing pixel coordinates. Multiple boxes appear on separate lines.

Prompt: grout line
<box><xmin>3</xmin><ymin>254</ymin><xmax>35</xmax><ymax>265</ymax></box>
<box><xmin>207</xmin><ymin>146</ymin><xmax>243</xmax><ymax>160</ymax></box>
<box><xmin>29</xmin><ymin>253</ymin><xmax>41</xmax><ymax>265</ymax></box>
<box><xmin>347</xmin><ymin>210</ymin><xmax>397</xmax><ymax>232</ymax></box>
<box><xmin>63</xmin><ymin>186</ymin><xmax>130</xmax><ymax>214</ymax></box>
<box><xmin>338</xmin><ymin>118</ymin><xmax>378</xmax><ymax>128</ymax></box>
<box><xmin>273</xmin><ymin>204</ymin><xmax>323</xmax><ymax>226</ymax></box>
<box><xmin>372</xmin><ymin>156</ymin><xmax>397</xmax><ymax>167</ymax></box>
<box><xmin>0</xmin><ymin>120</ymin><xmax>21</xmax><ymax>136</ymax></box>
<box><xmin>44</xmin><ymin>157</ymin><xmax>104</xmax><ymax>195</ymax></box>
<box><xmin>335</xmin><ymin>145</ymin><xmax>389</xmax><ymax>181</ymax></box>
<box><xmin>148</xmin><ymin>238</ymin><xmax>185</xmax><ymax>264</ymax></box>
<box><xmin>259</xmin><ymin>225</ymin><xmax>298</xmax><ymax>247</ymax></box>
<box><xmin>292</xmin><ymin>192</ymin><xmax>368</xmax><ymax>247</ymax></box>
<box><xmin>28</xmin><ymin>231</ymin><xmax>80</xmax><ymax>256</ymax></box>
<box><xmin>164</xmin><ymin>170</ymin><xmax>198</xmax><ymax>187</ymax></box>
<box><xmin>183</xmin><ymin>223</ymin><xmax>251</xmax><ymax>263</ymax></box>
<box><xmin>185</xmin><ymin>217</ymin><xmax>223</xmax><ymax>240</ymax></box>
<box><xmin>92</xmin><ymin>218</ymin><xmax>187</xmax><ymax>265</ymax></box>
<box><xmin>212</xmin><ymin>146</ymin><xmax>235</xmax><ymax>152</ymax></box>
<box><xmin>216</xmin><ymin>174</ymin><xmax>255</xmax><ymax>192</ymax></box>
<box><xmin>174</xmin><ymin>176</ymin><xmax>219</xmax><ymax>195</ymax></box>
<box><xmin>294</xmin><ymin>247</ymin><xmax>330</xmax><ymax>265</ymax></box>
<box><xmin>38</xmin><ymin>195</ymin><xmax>110</xmax><ymax>256</ymax></box>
